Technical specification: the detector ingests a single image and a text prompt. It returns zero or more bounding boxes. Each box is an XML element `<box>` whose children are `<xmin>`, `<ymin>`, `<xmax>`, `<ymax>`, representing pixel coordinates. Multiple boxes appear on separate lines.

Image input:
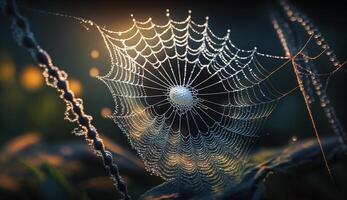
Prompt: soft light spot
<box><xmin>39</xmin><ymin>154</ymin><xmax>63</xmax><ymax>166</ymax></box>
<box><xmin>60</xmin><ymin>147</ymin><xmax>73</xmax><ymax>156</ymax></box>
<box><xmin>0</xmin><ymin>175</ymin><xmax>19</xmax><ymax>191</ymax></box>
<box><xmin>291</xmin><ymin>136</ymin><xmax>297</xmax><ymax>142</ymax></box>
<box><xmin>5</xmin><ymin>132</ymin><xmax>41</xmax><ymax>155</ymax></box>
<box><xmin>0</xmin><ymin>59</ymin><xmax>15</xmax><ymax>85</ymax></box>
<box><xmin>89</xmin><ymin>67</ymin><xmax>99</xmax><ymax>77</ymax></box>
<box><xmin>101</xmin><ymin>107</ymin><xmax>112</xmax><ymax>118</ymax></box>
<box><xmin>20</xmin><ymin>65</ymin><xmax>43</xmax><ymax>91</ymax></box>
<box><xmin>69</xmin><ymin>79</ymin><xmax>83</xmax><ymax>96</ymax></box>
<box><xmin>90</xmin><ymin>49</ymin><xmax>100</xmax><ymax>59</ymax></box>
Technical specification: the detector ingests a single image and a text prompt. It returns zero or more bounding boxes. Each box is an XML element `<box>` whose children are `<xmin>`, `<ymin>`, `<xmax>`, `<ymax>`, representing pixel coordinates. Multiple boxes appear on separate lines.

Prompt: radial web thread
<box><xmin>96</xmin><ymin>10</ymin><xmax>296</xmax><ymax>193</ymax></box>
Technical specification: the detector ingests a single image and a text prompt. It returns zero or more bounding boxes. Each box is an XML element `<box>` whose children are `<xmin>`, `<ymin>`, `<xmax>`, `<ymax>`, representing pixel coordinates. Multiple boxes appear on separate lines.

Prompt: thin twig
<box><xmin>1</xmin><ymin>0</ymin><xmax>130</xmax><ymax>199</ymax></box>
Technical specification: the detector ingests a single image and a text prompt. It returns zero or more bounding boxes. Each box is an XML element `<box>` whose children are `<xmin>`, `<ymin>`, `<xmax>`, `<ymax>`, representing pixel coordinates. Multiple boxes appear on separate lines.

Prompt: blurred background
<box><xmin>0</xmin><ymin>0</ymin><xmax>346</xmax><ymax>199</ymax></box>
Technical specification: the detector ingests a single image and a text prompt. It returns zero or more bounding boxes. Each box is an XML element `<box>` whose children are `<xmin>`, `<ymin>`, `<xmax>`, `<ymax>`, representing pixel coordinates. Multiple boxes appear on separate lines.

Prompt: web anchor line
<box><xmin>271</xmin><ymin>11</ymin><xmax>336</xmax><ymax>185</ymax></box>
<box><xmin>279</xmin><ymin>0</ymin><xmax>347</xmax><ymax>149</ymax></box>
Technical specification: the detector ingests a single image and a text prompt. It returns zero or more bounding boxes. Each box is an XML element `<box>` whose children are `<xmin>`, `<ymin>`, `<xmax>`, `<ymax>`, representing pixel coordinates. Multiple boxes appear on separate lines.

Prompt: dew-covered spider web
<box><xmin>3</xmin><ymin>0</ymin><xmax>347</xmax><ymax>197</ymax></box>
<box><xmin>93</xmin><ymin>9</ymin><xmax>298</xmax><ymax>192</ymax></box>
<box><xmin>6</xmin><ymin>0</ymin><xmax>347</xmax><ymax>195</ymax></box>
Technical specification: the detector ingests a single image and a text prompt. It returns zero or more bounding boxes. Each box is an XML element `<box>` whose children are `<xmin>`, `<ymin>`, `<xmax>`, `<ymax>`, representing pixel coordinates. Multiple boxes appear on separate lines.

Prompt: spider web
<box><xmin>95</xmin><ymin>10</ymin><xmax>294</xmax><ymax>192</ymax></box>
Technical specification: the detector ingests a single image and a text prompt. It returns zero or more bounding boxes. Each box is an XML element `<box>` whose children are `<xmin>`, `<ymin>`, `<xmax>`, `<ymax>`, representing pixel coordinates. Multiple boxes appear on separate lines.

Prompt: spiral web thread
<box><xmin>91</xmin><ymin>9</ymin><xmax>300</xmax><ymax>193</ymax></box>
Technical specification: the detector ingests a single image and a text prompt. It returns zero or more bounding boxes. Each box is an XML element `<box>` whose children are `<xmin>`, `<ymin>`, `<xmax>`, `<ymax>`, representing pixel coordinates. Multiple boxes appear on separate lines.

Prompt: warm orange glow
<box><xmin>90</xmin><ymin>49</ymin><xmax>100</xmax><ymax>59</ymax></box>
<box><xmin>0</xmin><ymin>175</ymin><xmax>19</xmax><ymax>191</ymax></box>
<box><xmin>101</xmin><ymin>107</ymin><xmax>112</xmax><ymax>118</ymax></box>
<box><xmin>151</xmin><ymin>194</ymin><xmax>180</xmax><ymax>200</ymax></box>
<box><xmin>89</xmin><ymin>67</ymin><xmax>100</xmax><ymax>77</ymax></box>
<box><xmin>39</xmin><ymin>154</ymin><xmax>63</xmax><ymax>166</ymax></box>
<box><xmin>69</xmin><ymin>79</ymin><xmax>83</xmax><ymax>96</ymax></box>
<box><xmin>5</xmin><ymin>132</ymin><xmax>41</xmax><ymax>155</ymax></box>
<box><xmin>20</xmin><ymin>65</ymin><xmax>44</xmax><ymax>91</ymax></box>
<box><xmin>0</xmin><ymin>59</ymin><xmax>15</xmax><ymax>85</ymax></box>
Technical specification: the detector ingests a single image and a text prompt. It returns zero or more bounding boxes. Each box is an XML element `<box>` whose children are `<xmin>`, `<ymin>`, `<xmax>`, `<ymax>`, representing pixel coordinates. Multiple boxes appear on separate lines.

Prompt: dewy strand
<box><xmin>95</xmin><ymin>8</ymin><xmax>305</xmax><ymax>193</ymax></box>
<box><xmin>279</xmin><ymin>0</ymin><xmax>347</xmax><ymax>150</ymax></box>
<box><xmin>1</xmin><ymin>1</ymin><xmax>130</xmax><ymax>199</ymax></box>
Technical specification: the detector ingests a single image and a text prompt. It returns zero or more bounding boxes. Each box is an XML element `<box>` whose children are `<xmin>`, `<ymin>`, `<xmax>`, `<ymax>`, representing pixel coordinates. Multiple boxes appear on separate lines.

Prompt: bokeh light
<box><xmin>89</xmin><ymin>67</ymin><xmax>100</xmax><ymax>78</ymax></box>
<box><xmin>5</xmin><ymin>132</ymin><xmax>41</xmax><ymax>155</ymax></box>
<box><xmin>20</xmin><ymin>65</ymin><xmax>43</xmax><ymax>91</ymax></box>
<box><xmin>291</xmin><ymin>136</ymin><xmax>298</xmax><ymax>142</ymax></box>
<box><xmin>90</xmin><ymin>50</ymin><xmax>100</xmax><ymax>59</ymax></box>
<box><xmin>0</xmin><ymin>58</ymin><xmax>15</xmax><ymax>86</ymax></box>
<box><xmin>69</xmin><ymin>79</ymin><xmax>83</xmax><ymax>96</ymax></box>
<box><xmin>101</xmin><ymin>107</ymin><xmax>112</xmax><ymax>118</ymax></box>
